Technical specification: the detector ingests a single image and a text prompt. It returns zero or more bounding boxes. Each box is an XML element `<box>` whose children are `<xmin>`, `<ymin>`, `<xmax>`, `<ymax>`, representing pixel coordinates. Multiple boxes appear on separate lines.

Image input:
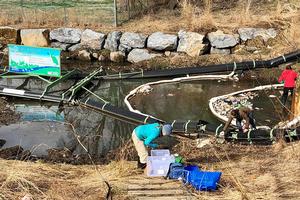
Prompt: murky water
<box><xmin>0</xmin><ymin>69</ymin><xmax>287</xmax><ymax>158</ymax></box>
<box><xmin>131</xmin><ymin>77</ymin><xmax>284</xmax><ymax>127</ymax></box>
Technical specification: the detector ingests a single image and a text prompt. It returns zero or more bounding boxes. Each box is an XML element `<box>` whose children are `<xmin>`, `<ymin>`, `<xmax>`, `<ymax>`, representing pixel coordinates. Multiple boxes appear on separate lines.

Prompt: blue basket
<box><xmin>183</xmin><ymin>165</ymin><xmax>199</xmax><ymax>183</ymax></box>
<box><xmin>187</xmin><ymin>170</ymin><xmax>222</xmax><ymax>191</ymax></box>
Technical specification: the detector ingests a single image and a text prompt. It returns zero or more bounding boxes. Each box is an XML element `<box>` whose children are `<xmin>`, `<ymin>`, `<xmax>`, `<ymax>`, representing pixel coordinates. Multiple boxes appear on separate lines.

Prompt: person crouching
<box><xmin>132</xmin><ymin>122</ymin><xmax>172</xmax><ymax>169</ymax></box>
<box><xmin>220</xmin><ymin>106</ymin><xmax>256</xmax><ymax>137</ymax></box>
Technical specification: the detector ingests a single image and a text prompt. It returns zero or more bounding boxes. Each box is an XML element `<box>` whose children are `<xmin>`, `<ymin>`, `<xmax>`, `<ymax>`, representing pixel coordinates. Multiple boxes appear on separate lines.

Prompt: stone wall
<box><xmin>0</xmin><ymin>26</ymin><xmax>278</xmax><ymax>64</ymax></box>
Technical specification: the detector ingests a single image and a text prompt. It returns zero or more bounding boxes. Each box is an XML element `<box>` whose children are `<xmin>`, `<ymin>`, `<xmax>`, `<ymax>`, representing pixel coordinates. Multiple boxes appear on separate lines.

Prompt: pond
<box><xmin>0</xmin><ymin>69</ymin><xmax>287</xmax><ymax>158</ymax></box>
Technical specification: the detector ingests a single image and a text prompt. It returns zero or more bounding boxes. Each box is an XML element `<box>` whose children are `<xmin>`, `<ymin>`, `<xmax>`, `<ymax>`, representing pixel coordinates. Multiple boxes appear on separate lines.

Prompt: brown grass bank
<box><xmin>2</xmin><ymin>138</ymin><xmax>299</xmax><ymax>199</ymax></box>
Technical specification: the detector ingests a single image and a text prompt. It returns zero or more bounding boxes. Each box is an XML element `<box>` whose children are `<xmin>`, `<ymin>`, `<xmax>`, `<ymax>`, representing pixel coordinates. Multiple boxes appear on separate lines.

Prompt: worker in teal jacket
<box><xmin>132</xmin><ymin>122</ymin><xmax>172</xmax><ymax>169</ymax></box>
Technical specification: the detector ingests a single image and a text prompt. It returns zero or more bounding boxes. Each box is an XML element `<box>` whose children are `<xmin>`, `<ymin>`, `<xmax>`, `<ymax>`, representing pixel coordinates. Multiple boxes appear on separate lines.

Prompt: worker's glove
<box><xmin>243</xmin><ymin>128</ymin><xmax>249</xmax><ymax>133</ymax></box>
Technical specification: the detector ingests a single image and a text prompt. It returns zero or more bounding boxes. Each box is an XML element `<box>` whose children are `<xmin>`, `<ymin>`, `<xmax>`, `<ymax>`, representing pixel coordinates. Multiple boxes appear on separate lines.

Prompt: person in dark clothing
<box><xmin>278</xmin><ymin>64</ymin><xmax>298</xmax><ymax>105</ymax></box>
<box><xmin>220</xmin><ymin>106</ymin><xmax>256</xmax><ymax>136</ymax></box>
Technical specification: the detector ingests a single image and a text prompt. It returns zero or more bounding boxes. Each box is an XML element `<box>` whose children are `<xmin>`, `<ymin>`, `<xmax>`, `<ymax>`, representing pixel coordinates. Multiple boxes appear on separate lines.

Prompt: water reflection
<box><xmin>0</xmin><ymin>103</ymin><xmax>136</xmax><ymax>157</ymax></box>
<box><xmin>131</xmin><ymin>78</ymin><xmax>283</xmax><ymax>127</ymax></box>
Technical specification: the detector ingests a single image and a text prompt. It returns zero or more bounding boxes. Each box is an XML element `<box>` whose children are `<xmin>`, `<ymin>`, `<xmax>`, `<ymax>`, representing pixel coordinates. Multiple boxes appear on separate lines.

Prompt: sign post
<box><xmin>1</xmin><ymin>44</ymin><xmax>77</xmax><ymax>98</ymax></box>
<box><xmin>8</xmin><ymin>44</ymin><xmax>61</xmax><ymax>77</ymax></box>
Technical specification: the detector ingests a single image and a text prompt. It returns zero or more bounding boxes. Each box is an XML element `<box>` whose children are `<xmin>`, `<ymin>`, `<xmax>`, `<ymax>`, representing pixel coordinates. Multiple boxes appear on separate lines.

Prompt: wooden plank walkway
<box><xmin>125</xmin><ymin>176</ymin><xmax>196</xmax><ymax>200</ymax></box>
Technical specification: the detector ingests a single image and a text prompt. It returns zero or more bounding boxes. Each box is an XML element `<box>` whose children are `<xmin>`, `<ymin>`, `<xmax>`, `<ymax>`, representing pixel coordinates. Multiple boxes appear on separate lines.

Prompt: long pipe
<box><xmin>101</xmin><ymin>50</ymin><xmax>300</xmax><ymax>80</ymax></box>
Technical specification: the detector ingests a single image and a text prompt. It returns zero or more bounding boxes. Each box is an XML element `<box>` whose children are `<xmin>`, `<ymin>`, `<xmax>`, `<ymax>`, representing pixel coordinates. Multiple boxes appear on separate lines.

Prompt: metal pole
<box><xmin>127</xmin><ymin>0</ymin><xmax>130</xmax><ymax>20</ymax></box>
<box><xmin>113</xmin><ymin>0</ymin><xmax>118</xmax><ymax>27</ymax></box>
<box><xmin>291</xmin><ymin>71</ymin><xmax>300</xmax><ymax>119</ymax></box>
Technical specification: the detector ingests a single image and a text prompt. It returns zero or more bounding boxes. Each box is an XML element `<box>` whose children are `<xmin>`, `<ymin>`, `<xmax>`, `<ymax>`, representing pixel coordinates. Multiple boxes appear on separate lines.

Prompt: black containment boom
<box><xmin>102</xmin><ymin>50</ymin><xmax>300</xmax><ymax>79</ymax></box>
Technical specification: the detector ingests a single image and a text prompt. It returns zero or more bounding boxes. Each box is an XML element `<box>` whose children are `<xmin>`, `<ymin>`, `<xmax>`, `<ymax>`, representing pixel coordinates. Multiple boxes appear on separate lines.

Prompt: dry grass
<box><xmin>0</xmin><ymin>160</ymin><xmax>109</xmax><ymax>200</ymax></box>
<box><xmin>1</xmin><ymin>137</ymin><xmax>300</xmax><ymax>199</ymax></box>
<box><xmin>172</xmin><ymin>136</ymin><xmax>300</xmax><ymax>199</ymax></box>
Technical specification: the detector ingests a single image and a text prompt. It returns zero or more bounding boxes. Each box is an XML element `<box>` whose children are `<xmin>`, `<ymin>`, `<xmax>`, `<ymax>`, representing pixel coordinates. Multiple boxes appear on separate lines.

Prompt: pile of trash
<box><xmin>136</xmin><ymin>85</ymin><xmax>153</xmax><ymax>95</ymax></box>
<box><xmin>212</xmin><ymin>92</ymin><xmax>258</xmax><ymax>117</ymax></box>
<box><xmin>146</xmin><ymin>149</ymin><xmax>222</xmax><ymax>191</ymax></box>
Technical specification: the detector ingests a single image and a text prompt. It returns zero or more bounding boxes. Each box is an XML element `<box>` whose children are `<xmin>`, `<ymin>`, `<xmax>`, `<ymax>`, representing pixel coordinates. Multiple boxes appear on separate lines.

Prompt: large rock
<box><xmin>104</xmin><ymin>31</ymin><xmax>122</xmax><ymax>51</ymax></box>
<box><xmin>177</xmin><ymin>30</ymin><xmax>206</xmax><ymax>57</ymax></box>
<box><xmin>50</xmin><ymin>28</ymin><xmax>82</xmax><ymax>44</ymax></box>
<box><xmin>80</xmin><ymin>29</ymin><xmax>105</xmax><ymax>50</ymax></box>
<box><xmin>0</xmin><ymin>26</ymin><xmax>18</xmax><ymax>44</ymax></box>
<box><xmin>238</xmin><ymin>28</ymin><xmax>277</xmax><ymax>42</ymax></box>
<box><xmin>78</xmin><ymin>50</ymin><xmax>91</xmax><ymax>61</ymax></box>
<box><xmin>208</xmin><ymin>30</ymin><xmax>239</xmax><ymax>48</ymax></box>
<box><xmin>68</xmin><ymin>43</ymin><xmax>82</xmax><ymax>52</ymax></box>
<box><xmin>147</xmin><ymin>32</ymin><xmax>177</xmax><ymax>51</ymax></box>
<box><xmin>20</xmin><ymin>29</ymin><xmax>49</xmax><ymax>47</ymax></box>
<box><xmin>110</xmin><ymin>51</ymin><xmax>125</xmax><ymax>62</ymax></box>
<box><xmin>119</xmin><ymin>32</ymin><xmax>147</xmax><ymax>53</ymax></box>
<box><xmin>210</xmin><ymin>47</ymin><xmax>231</xmax><ymax>55</ymax></box>
<box><xmin>127</xmin><ymin>49</ymin><xmax>161</xmax><ymax>63</ymax></box>
<box><xmin>51</xmin><ymin>42</ymin><xmax>72</xmax><ymax>51</ymax></box>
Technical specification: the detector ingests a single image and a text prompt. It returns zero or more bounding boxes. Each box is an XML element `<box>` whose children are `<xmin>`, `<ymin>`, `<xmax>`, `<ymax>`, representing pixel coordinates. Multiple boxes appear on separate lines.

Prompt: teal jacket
<box><xmin>134</xmin><ymin>123</ymin><xmax>161</xmax><ymax>148</ymax></box>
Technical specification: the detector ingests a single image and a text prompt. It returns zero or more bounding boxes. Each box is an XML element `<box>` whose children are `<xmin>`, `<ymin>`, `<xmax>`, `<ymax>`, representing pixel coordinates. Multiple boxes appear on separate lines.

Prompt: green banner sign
<box><xmin>8</xmin><ymin>44</ymin><xmax>61</xmax><ymax>77</ymax></box>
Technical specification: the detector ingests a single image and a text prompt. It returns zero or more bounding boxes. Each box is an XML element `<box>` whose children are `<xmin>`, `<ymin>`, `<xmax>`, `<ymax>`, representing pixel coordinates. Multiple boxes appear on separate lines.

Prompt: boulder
<box><xmin>50</xmin><ymin>28</ymin><xmax>82</xmax><ymax>44</ymax></box>
<box><xmin>78</xmin><ymin>50</ymin><xmax>91</xmax><ymax>61</ymax></box>
<box><xmin>0</xmin><ymin>26</ymin><xmax>18</xmax><ymax>44</ymax></box>
<box><xmin>80</xmin><ymin>29</ymin><xmax>105</xmax><ymax>50</ymax></box>
<box><xmin>210</xmin><ymin>47</ymin><xmax>231</xmax><ymax>55</ymax></box>
<box><xmin>110</xmin><ymin>51</ymin><xmax>125</xmax><ymax>62</ymax></box>
<box><xmin>127</xmin><ymin>49</ymin><xmax>161</xmax><ymax>63</ymax></box>
<box><xmin>20</xmin><ymin>29</ymin><xmax>49</xmax><ymax>47</ymax></box>
<box><xmin>147</xmin><ymin>32</ymin><xmax>177</xmax><ymax>51</ymax></box>
<box><xmin>238</xmin><ymin>28</ymin><xmax>277</xmax><ymax>42</ymax></box>
<box><xmin>177</xmin><ymin>30</ymin><xmax>206</xmax><ymax>57</ymax></box>
<box><xmin>68</xmin><ymin>43</ymin><xmax>82</xmax><ymax>52</ymax></box>
<box><xmin>51</xmin><ymin>42</ymin><xmax>72</xmax><ymax>51</ymax></box>
<box><xmin>208</xmin><ymin>30</ymin><xmax>239</xmax><ymax>48</ymax></box>
<box><xmin>104</xmin><ymin>31</ymin><xmax>122</xmax><ymax>51</ymax></box>
<box><xmin>119</xmin><ymin>32</ymin><xmax>147</xmax><ymax>53</ymax></box>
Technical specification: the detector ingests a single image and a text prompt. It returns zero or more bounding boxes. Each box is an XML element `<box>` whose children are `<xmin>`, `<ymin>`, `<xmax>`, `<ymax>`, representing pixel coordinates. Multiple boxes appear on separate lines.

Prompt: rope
<box><xmin>171</xmin><ymin>120</ymin><xmax>176</xmax><ymax>127</ymax></box>
<box><xmin>252</xmin><ymin>60</ymin><xmax>256</xmax><ymax>69</ymax></box>
<box><xmin>141</xmin><ymin>69</ymin><xmax>144</xmax><ymax>77</ymax></box>
<box><xmin>184</xmin><ymin>120</ymin><xmax>191</xmax><ymax>133</ymax></box>
<box><xmin>215</xmin><ymin>124</ymin><xmax>223</xmax><ymax>136</ymax></box>
<box><xmin>82</xmin><ymin>86</ymin><xmax>109</xmax><ymax>104</ymax></box>
<box><xmin>143</xmin><ymin>115</ymin><xmax>150</xmax><ymax>124</ymax></box>
<box><xmin>101</xmin><ymin>102</ymin><xmax>108</xmax><ymax>110</ymax></box>
<box><xmin>84</xmin><ymin>97</ymin><xmax>90</xmax><ymax>105</ymax></box>
<box><xmin>270</xmin><ymin>128</ymin><xmax>275</xmax><ymax>143</ymax></box>
<box><xmin>247</xmin><ymin>130</ymin><xmax>252</xmax><ymax>144</ymax></box>
<box><xmin>233</xmin><ymin>62</ymin><xmax>237</xmax><ymax>72</ymax></box>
